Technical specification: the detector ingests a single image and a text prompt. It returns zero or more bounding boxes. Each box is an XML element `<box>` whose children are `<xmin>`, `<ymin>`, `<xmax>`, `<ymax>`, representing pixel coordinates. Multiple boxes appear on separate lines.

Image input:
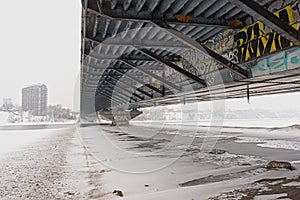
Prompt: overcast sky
<box><xmin>0</xmin><ymin>0</ymin><xmax>81</xmax><ymax>109</ymax></box>
<box><xmin>0</xmin><ymin>0</ymin><xmax>300</xmax><ymax>112</ymax></box>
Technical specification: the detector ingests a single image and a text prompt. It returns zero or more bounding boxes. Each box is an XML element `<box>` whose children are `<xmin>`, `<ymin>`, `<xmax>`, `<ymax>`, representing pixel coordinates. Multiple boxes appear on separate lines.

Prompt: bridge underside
<box><xmin>81</xmin><ymin>0</ymin><xmax>300</xmax><ymax>116</ymax></box>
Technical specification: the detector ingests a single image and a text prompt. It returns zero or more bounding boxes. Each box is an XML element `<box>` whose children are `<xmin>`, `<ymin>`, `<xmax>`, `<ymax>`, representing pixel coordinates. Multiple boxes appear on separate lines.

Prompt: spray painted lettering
<box><xmin>251</xmin><ymin>48</ymin><xmax>300</xmax><ymax>77</ymax></box>
<box><xmin>234</xmin><ymin>5</ymin><xmax>297</xmax><ymax>62</ymax></box>
<box><xmin>205</xmin><ymin>3</ymin><xmax>300</xmax><ymax>64</ymax></box>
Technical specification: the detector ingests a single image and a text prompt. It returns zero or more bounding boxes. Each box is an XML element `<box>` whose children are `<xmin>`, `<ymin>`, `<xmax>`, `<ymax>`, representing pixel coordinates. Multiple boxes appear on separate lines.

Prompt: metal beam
<box><xmin>88</xmin><ymin>6</ymin><xmax>243</xmax><ymax>28</ymax></box>
<box><xmin>86</xmin><ymin>51</ymin><xmax>181</xmax><ymax>62</ymax></box>
<box><xmin>138</xmin><ymin>48</ymin><xmax>207</xmax><ymax>86</ymax></box>
<box><xmin>106</xmin><ymin>84</ymin><xmax>138</xmax><ymax>102</ymax></box>
<box><xmin>84</xmin><ymin>63</ymin><xmax>166</xmax><ymax>97</ymax></box>
<box><xmin>110</xmin><ymin>73</ymin><xmax>158</xmax><ymax>100</ymax></box>
<box><xmin>100</xmin><ymin>96</ymin><xmax>124</xmax><ymax>107</ymax></box>
<box><xmin>103</xmin><ymin>81</ymin><xmax>138</xmax><ymax>102</ymax></box>
<box><xmin>230</xmin><ymin>0</ymin><xmax>300</xmax><ymax>46</ymax></box>
<box><xmin>111</xmin><ymin>70</ymin><xmax>164</xmax><ymax>96</ymax></box>
<box><xmin>119</xmin><ymin>59</ymin><xmax>183</xmax><ymax>91</ymax></box>
<box><xmin>144</xmin><ymin>84</ymin><xmax>163</xmax><ymax>95</ymax></box>
<box><xmin>99</xmin><ymin>89</ymin><xmax>133</xmax><ymax>103</ymax></box>
<box><xmin>97</xmin><ymin>92</ymin><xmax>124</xmax><ymax>105</ymax></box>
<box><xmin>108</xmin><ymin>69</ymin><xmax>154</xmax><ymax>98</ymax></box>
<box><xmin>108</xmin><ymin>75</ymin><xmax>147</xmax><ymax>99</ymax></box>
<box><xmin>99</xmin><ymin>97</ymin><xmax>120</xmax><ymax>107</ymax></box>
<box><xmin>105</xmin><ymin>77</ymin><xmax>145</xmax><ymax>100</ymax></box>
<box><xmin>151</xmin><ymin>22</ymin><xmax>249</xmax><ymax>78</ymax></box>
<box><xmin>85</xmin><ymin>35</ymin><xmax>188</xmax><ymax>49</ymax></box>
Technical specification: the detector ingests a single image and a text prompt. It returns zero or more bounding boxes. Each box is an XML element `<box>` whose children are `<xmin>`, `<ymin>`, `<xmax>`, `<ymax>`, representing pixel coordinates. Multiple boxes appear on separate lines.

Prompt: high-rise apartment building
<box><xmin>22</xmin><ymin>84</ymin><xmax>48</xmax><ymax>116</ymax></box>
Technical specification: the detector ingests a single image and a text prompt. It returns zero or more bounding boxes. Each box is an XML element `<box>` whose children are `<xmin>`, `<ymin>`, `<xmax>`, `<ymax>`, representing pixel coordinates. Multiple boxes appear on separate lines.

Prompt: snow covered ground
<box><xmin>0</xmin><ymin>119</ymin><xmax>299</xmax><ymax>199</ymax></box>
<box><xmin>0</xmin><ymin>127</ymin><xmax>89</xmax><ymax>199</ymax></box>
<box><xmin>76</xmin><ymin>121</ymin><xmax>300</xmax><ymax>199</ymax></box>
<box><xmin>134</xmin><ymin>118</ymin><xmax>300</xmax><ymax>128</ymax></box>
<box><xmin>0</xmin><ymin>128</ymin><xmax>65</xmax><ymax>158</ymax></box>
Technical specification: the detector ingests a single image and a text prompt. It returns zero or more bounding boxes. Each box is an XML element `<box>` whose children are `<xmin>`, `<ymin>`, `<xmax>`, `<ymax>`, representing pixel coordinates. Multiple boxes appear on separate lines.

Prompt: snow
<box><xmin>135</xmin><ymin>118</ymin><xmax>300</xmax><ymax>128</ymax></box>
<box><xmin>254</xmin><ymin>193</ymin><xmax>289</xmax><ymax>200</ymax></box>
<box><xmin>76</xmin><ymin>120</ymin><xmax>300</xmax><ymax>199</ymax></box>
<box><xmin>236</xmin><ymin>137</ymin><xmax>300</xmax><ymax>151</ymax></box>
<box><xmin>1</xmin><ymin>117</ymin><xmax>300</xmax><ymax>199</ymax></box>
<box><xmin>0</xmin><ymin>129</ymin><xmax>58</xmax><ymax>158</ymax></box>
<box><xmin>282</xmin><ymin>181</ymin><xmax>300</xmax><ymax>187</ymax></box>
<box><xmin>0</xmin><ymin>112</ymin><xmax>9</xmax><ymax>124</ymax></box>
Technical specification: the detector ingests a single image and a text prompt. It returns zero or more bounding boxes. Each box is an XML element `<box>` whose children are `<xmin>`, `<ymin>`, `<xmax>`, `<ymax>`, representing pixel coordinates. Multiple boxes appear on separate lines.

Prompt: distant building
<box><xmin>2</xmin><ymin>98</ymin><xmax>14</xmax><ymax>111</ymax></box>
<box><xmin>22</xmin><ymin>84</ymin><xmax>48</xmax><ymax>116</ymax></box>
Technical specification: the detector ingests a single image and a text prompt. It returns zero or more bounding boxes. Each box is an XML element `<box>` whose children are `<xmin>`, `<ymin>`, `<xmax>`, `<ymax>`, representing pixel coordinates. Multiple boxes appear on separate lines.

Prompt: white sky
<box><xmin>0</xmin><ymin>0</ymin><xmax>300</xmax><ymax>112</ymax></box>
<box><xmin>0</xmin><ymin>0</ymin><xmax>81</xmax><ymax>109</ymax></box>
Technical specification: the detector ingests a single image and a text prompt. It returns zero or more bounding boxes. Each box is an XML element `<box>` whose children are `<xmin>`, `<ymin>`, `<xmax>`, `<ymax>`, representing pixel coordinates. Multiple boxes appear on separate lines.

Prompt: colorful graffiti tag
<box><xmin>165</xmin><ymin>2</ymin><xmax>300</xmax><ymax>83</ymax></box>
<box><xmin>234</xmin><ymin>5</ymin><xmax>297</xmax><ymax>62</ymax></box>
<box><xmin>164</xmin><ymin>49</ymin><xmax>221</xmax><ymax>84</ymax></box>
<box><xmin>251</xmin><ymin>47</ymin><xmax>300</xmax><ymax>77</ymax></box>
<box><xmin>164</xmin><ymin>66</ymin><xmax>185</xmax><ymax>83</ymax></box>
<box><xmin>206</xmin><ymin>2</ymin><xmax>300</xmax><ymax>63</ymax></box>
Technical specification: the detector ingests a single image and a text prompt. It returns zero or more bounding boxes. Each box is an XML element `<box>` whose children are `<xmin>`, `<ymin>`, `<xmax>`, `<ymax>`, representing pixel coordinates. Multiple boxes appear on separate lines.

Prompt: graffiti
<box><xmin>234</xmin><ymin>5</ymin><xmax>297</xmax><ymax>62</ymax></box>
<box><xmin>205</xmin><ymin>3</ymin><xmax>300</xmax><ymax>64</ymax></box>
<box><xmin>166</xmin><ymin>2</ymin><xmax>300</xmax><ymax>83</ymax></box>
<box><xmin>236</xmin><ymin>4</ymin><xmax>300</xmax><ymax>62</ymax></box>
<box><xmin>164</xmin><ymin>67</ymin><xmax>185</xmax><ymax>83</ymax></box>
<box><xmin>222</xmin><ymin>49</ymin><xmax>239</xmax><ymax>64</ymax></box>
<box><xmin>204</xmin><ymin>74</ymin><xmax>215</xmax><ymax>86</ymax></box>
<box><xmin>204</xmin><ymin>29</ymin><xmax>238</xmax><ymax>55</ymax></box>
<box><xmin>181</xmin><ymin>49</ymin><xmax>220</xmax><ymax>75</ymax></box>
<box><xmin>163</xmin><ymin>49</ymin><xmax>221</xmax><ymax>84</ymax></box>
<box><xmin>251</xmin><ymin>47</ymin><xmax>300</xmax><ymax>77</ymax></box>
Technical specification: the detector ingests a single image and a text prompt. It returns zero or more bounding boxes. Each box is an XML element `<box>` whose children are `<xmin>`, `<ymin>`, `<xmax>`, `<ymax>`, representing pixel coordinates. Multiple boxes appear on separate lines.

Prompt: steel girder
<box><xmin>151</xmin><ymin>22</ymin><xmax>249</xmax><ymax>78</ymax></box>
<box><xmin>109</xmin><ymin>68</ymin><xmax>154</xmax><ymax>98</ymax></box>
<box><xmin>112</xmin><ymin>69</ymin><xmax>163</xmax><ymax>95</ymax></box>
<box><xmin>137</xmin><ymin>48</ymin><xmax>207</xmax><ymax>86</ymax></box>
<box><xmin>106</xmin><ymin>74</ymin><xmax>150</xmax><ymax>98</ymax></box>
<box><xmin>119</xmin><ymin>59</ymin><xmax>182</xmax><ymax>91</ymax></box>
<box><xmin>91</xmin><ymin>2</ymin><xmax>243</xmax><ymax>28</ymax></box>
<box><xmin>99</xmin><ymin>88</ymin><xmax>135</xmax><ymax>103</ymax></box>
<box><xmin>87</xmin><ymin>3</ymin><xmax>249</xmax><ymax>79</ymax></box>
<box><xmin>84</xmin><ymin>35</ymin><xmax>188</xmax><ymax>49</ymax></box>
<box><xmin>103</xmin><ymin>86</ymin><xmax>138</xmax><ymax>103</ymax></box>
<box><xmin>230</xmin><ymin>0</ymin><xmax>300</xmax><ymax>46</ymax></box>
<box><xmin>86</xmin><ymin>52</ymin><xmax>180</xmax><ymax>63</ymax></box>
<box><xmin>85</xmin><ymin>64</ymin><xmax>161</xmax><ymax>98</ymax></box>
<box><xmin>104</xmin><ymin>78</ymin><xmax>144</xmax><ymax>100</ymax></box>
<box><xmin>107</xmin><ymin>76</ymin><xmax>145</xmax><ymax>100</ymax></box>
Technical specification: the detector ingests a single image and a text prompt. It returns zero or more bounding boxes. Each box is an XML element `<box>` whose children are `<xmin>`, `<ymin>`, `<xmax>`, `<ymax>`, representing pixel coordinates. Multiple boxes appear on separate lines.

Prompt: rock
<box><xmin>65</xmin><ymin>191</ymin><xmax>75</xmax><ymax>196</ymax></box>
<box><xmin>266</xmin><ymin>161</ymin><xmax>295</xmax><ymax>170</ymax></box>
<box><xmin>239</xmin><ymin>163</ymin><xmax>251</xmax><ymax>166</ymax></box>
<box><xmin>113</xmin><ymin>190</ymin><xmax>123</xmax><ymax>197</ymax></box>
<box><xmin>255</xmin><ymin>177</ymin><xmax>287</xmax><ymax>183</ymax></box>
<box><xmin>208</xmin><ymin>149</ymin><xmax>227</xmax><ymax>155</ymax></box>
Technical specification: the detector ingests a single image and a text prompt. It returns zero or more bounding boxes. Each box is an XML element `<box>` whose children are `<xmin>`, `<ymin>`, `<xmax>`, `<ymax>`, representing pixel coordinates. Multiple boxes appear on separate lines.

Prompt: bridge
<box><xmin>80</xmin><ymin>0</ymin><xmax>300</xmax><ymax>123</ymax></box>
